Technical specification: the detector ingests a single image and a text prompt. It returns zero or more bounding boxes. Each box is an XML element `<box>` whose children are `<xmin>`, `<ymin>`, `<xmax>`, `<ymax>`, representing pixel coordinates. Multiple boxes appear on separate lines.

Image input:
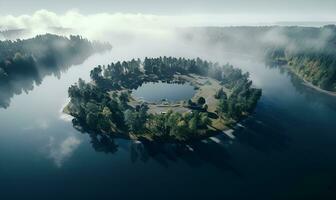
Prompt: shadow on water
<box><xmin>71</xmin><ymin>118</ymin><xmax>241</xmax><ymax>176</ymax></box>
<box><xmin>231</xmin><ymin>60</ymin><xmax>336</xmax><ymax>154</ymax></box>
<box><xmin>69</xmin><ymin>98</ymin><xmax>294</xmax><ymax>177</ymax></box>
<box><xmin>266</xmin><ymin>63</ymin><xmax>336</xmax><ymax>112</ymax></box>
<box><xmin>288</xmin><ymin>72</ymin><xmax>336</xmax><ymax>111</ymax></box>
<box><xmin>233</xmin><ymin>106</ymin><xmax>290</xmax><ymax>153</ymax></box>
<box><xmin>89</xmin><ymin>134</ymin><xmax>119</xmax><ymax>154</ymax></box>
<box><xmin>131</xmin><ymin>140</ymin><xmax>239</xmax><ymax>174</ymax></box>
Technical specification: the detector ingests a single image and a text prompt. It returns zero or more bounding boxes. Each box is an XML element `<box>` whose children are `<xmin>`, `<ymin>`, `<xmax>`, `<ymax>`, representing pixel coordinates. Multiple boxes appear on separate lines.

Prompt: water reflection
<box><xmin>132</xmin><ymin>82</ymin><xmax>195</xmax><ymax>103</ymax></box>
<box><xmin>130</xmin><ymin>140</ymin><xmax>239</xmax><ymax>173</ymax></box>
<box><xmin>0</xmin><ymin>54</ymin><xmax>94</xmax><ymax>108</ymax></box>
<box><xmin>70</xmin><ymin>114</ymin><xmax>239</xmax><ymax>171</ymax></box>
<box><xmin>234</xmin><ymin>106</ymin><xmax>290</xmax><ymax>153</ymax></box>
<box><xmin>266</xmin><ymin>63</ymin><xmax>336</xmax><ymax>111</ymax></box>
<box><xmin>48</xmin><ymin>135</ymin><xmax>82</xmax><ymax>167</ymax></box>
<box><xmin>67</xmin><ymin>88</ymin><xmax>293</xmax><ymax>176</ymax></box>
<box><xmin>90</xmin><ymin>134</ymin><xmax>119</xmax><ymax>154</ymax></box>
<box><xmin>288</xmin><ymin>72</ymin><xmax>336</xmax><ymax>111</ymax></box>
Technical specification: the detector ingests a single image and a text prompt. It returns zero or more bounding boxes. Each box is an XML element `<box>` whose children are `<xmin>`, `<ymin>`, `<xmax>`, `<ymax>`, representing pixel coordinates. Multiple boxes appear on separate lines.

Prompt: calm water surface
<box><xmin>0</xmin><ymin>43</ymin><xmax>336</xmax><ymax>200</ymax></box>
<box><xmin>132</xmin><ymin>82</ymin><xmax>195</xmax><ymax>103</ymax></box>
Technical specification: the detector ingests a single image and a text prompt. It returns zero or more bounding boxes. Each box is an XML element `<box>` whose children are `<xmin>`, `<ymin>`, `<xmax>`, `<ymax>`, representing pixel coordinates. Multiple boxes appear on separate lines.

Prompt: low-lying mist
<box><xmin>1</xmin><ymin>10</ymin><xmax>335</xmax><ymax>76</ymax></box>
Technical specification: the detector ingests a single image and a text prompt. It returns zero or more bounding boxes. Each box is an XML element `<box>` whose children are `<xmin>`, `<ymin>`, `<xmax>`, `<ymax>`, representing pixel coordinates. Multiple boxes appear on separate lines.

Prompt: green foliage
<box><xmin>146</xmin><ymin>110</ymin><xmax>211</xmax><ymax>141</ymax></box>
<box><xmin>119</xmin><ymin>91</ymin><xmax>130</xmax><ymax>104</ymax></box>
<box><xmin>123</xmin><ymin>104</ymin><xmax>149</xmax><ymax>133</ymax></box>
<box><xmin>0</xmin><ymin>34</ymin><xmax>111</xmax><ymax>108</ymax></box>
<box><xmin>216</xmin><ymin>75</ymin><xmax>261</xmax><ymax>119</ymax></box>
<box><xmin>202</xmin><ymin>104</ymin><xmax>208</xmax><ymax>111</ymax></box>
<box><xmin>197</xmin><ymin>97</ymin><xmax>206</xmax><ymax>105</ymax></box>
<box><xmin>214</xmin><ymin>88</ymin><xmax>226</xmax><ymax>99</ymax></box>
<box><xmin>66</xmin><ymin>57</ymin><xmax>261</xmax><ymax>141</ymax></box>
<box><xmin>86</xmin><ymin>112</ymin><xmax>98</xmax><ymax>129</ymax></box>
<box><xmin>264</xmin><ymin>25</ymin><xmax>336</xmax><ymax>92</ymax></box>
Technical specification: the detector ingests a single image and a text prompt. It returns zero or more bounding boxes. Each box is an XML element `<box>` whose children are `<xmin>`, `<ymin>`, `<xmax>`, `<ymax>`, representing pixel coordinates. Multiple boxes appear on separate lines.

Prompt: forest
<box><xmin>181</xmin><ymin>25</ymin><xmax>336</xmax><ymax>54</ymax></box>
<box><xmin>66</xmin><ymin>57</ymin><xmax>261</xmax><ymax>141</ymax></box>
<box><xmin>265</xmin><ymin>44</ymin><xmax>336</xmax><ymax>92</ymax></box>
<box><xmin>182</xmin><ymin>25</ymin><xmax>336</xmax><ymax>92</ymax></box>
<box><xmin>0</xmin><ymin>34</ymin><xmax>111</xmax><ymax>108</ymax></box>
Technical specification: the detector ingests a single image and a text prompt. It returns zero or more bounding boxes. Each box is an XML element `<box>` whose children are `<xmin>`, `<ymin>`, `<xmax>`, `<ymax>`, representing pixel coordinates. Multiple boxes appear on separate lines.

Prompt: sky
<box><xmin>0</xmin><ymin>0</ymin><xmax>335</xmax><ymax>35</ymax></box>
<box><xmin>0</xmin><ymin>0</ymin><xmax>335</xmax><ymax>22</ymax></box>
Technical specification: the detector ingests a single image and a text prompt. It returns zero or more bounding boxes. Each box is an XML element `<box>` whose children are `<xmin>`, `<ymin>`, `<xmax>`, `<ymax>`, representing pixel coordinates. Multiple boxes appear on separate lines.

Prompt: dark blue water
<box><xmin>132</xmin><ymin>82</ymin><xmax>195</xmax><ymax>102</ymax></box>
<box><xmin>0</xmin><ymin>45</ymin><xmax>336</xmax><ymax>200</ymax></box>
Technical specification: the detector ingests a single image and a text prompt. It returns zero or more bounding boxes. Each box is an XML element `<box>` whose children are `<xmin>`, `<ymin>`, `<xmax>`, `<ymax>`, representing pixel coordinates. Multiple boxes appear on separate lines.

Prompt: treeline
<box><xmin>0</xmin><ymin>34</ymin><xmax>111</xmax><ymax>70</ymax></box>
<box><xmin>181</xmin><ymin>25</ymin><xmax>336</xmax><ymax>55</ymax></box>
<box><xmin>90</xmin><ymin>57</ymin><xmax>212</xmax><ymax>90</ymax></box>
<box><xmin>67</xmin><ymin>57</ymin><xmax>261</xmax><ymax>141</ymax></box>
<box><xmin>183</xmin><ymin>25</ymin><xmax>336</xmax><ymax>92</ymax></box>
<box><xmin>265</xmin><ymin>43</ymin><xmax>336</xmax><ymax>92</ymax></box>
<box><xmin>91</xmin><ymin>56</ymin><xmax>262</xmax><ymax>119</ymax></box>
<box><xmin>68</xmin><ymin>79</ymin><xmax>127</xmax><ymax>133</ymax></box>
<box><xmin>262</xmin><ymin>25</ymin><xmax>336</xmax><ymax>92</ymax></box>
<box><xmin>215</xmin><ymin>82</ymin><xmax>261</xmax><ymax>120</ymax></box>
<box><xmin>67</xmin><ymin>78</ymin><xmax>213</xmax><ymax>141</ymax></box>
<box><xmin>288</xmin><ymin>53</ymin><xmax>336</xmax><ymax>91</ymax></box>
<box><xmin>91</xmin><ymin>56</ymin><xmax>256</xmax><ymax>90</ymax></box>
<box><xmin>0</xmin><ymin>34</ymin><xmax>111</xmax><ymax>108</ymax></box>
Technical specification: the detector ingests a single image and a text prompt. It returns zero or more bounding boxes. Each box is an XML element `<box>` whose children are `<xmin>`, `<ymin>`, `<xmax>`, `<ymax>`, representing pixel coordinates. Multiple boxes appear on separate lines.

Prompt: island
<box><xmin>0</xmin><ymin>33</ymin><xmax>111</xmax><ymax>108</ymax></box>
<box><xmin>64</xmin><ymin>57</ymin><xmax>262</xmax><ymax>142</ymax></box>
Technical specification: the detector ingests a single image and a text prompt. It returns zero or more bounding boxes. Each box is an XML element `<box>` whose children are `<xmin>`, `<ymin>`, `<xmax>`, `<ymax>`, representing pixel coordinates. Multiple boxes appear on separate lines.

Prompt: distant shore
<box><xmin>284</xmin><ymin>65</ymin><xmax>336</xmax><ymax>97</ymax></box>
<box><xmin>301</xmin><ymin>79</ymin><xmax>336</xmax><ymax>97</ymax></box>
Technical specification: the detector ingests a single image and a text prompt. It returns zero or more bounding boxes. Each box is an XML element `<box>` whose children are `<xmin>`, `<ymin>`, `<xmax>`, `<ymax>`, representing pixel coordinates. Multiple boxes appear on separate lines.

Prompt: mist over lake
<box><xmin>1</xmin><ymin>1</ymin><xmax>336</xmax><ymax>199</ymax></box>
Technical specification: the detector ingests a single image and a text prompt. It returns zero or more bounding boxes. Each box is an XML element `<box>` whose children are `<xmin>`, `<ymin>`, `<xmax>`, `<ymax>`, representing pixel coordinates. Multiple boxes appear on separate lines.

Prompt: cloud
<box><xmin>48</xmin><ymin>135</ymin><xmax>81</xmax><ymax>167</ymax></box>
<box><xmin>22</xmin><ymin>119</ymin><xmax>50</xmax><ymax>131</ymax></box>
<box><xmin>0</xmin><ymin>10</ymin><xmax>277</xmax><ymax>47</ymax></box>
<box><xmin>0</xmin><ymin>10</ymin><xmax>174</xmax><ymax>41</ymax></box>
<box><xmin>2</xmin><ymin>9</ymin><xmax>334</xmax><ymax>41</ymax></box>
<box><xmin>1</xmin><ymin>9</ymin><xmax>333</xmax><ymax>64</ymax></box>
<box><xmin>1</xmin><ymin>9</ymin><xmax>334</xmax><ymax>51</ymax></box>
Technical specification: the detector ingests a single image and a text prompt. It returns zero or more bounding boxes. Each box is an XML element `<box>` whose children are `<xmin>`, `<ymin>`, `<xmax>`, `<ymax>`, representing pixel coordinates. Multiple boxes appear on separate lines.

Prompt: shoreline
<box><xmin>301</xmin><ymin>79</ymin><xmax>336</xmax><ymax>97</ymax></box>
<box><xmin>63</xmin><ymin>56</ymin><xmax>262</xmax><ymax>143</ymax></box>
<box><xmin>284</xmin><ymin>65</ymin><xmax>336</xmax><ymax>97</ymax></box>
<box><xmin>63</xmin><ymin>74</ymin><xmax>243</xmax><ymax>143</ymax></box>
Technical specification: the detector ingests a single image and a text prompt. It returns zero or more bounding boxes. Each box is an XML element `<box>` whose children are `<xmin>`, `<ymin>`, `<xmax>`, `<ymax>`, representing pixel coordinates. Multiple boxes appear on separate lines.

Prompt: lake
<box><xmin>132</xmin><ymin>82</ymin><xmax>195</xmax><ymax>103</ymax></box>
<box><xmin>0</xmin><ymin>41</ymin><xmax>336</xmax><ymax>200</ymax></box>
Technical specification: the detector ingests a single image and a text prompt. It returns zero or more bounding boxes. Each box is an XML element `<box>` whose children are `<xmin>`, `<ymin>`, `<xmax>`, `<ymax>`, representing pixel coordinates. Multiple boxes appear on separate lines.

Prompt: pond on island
<box><xmin>132</xmin><ymin>82</ymin><xmax>196</xmax><ymax>103</ymax></box>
